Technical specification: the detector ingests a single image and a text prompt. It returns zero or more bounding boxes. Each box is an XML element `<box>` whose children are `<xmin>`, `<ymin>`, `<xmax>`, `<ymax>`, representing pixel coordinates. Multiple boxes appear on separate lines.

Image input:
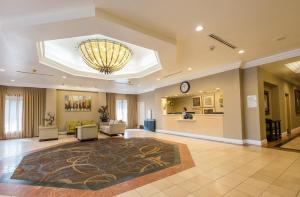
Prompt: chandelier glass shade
<box><xmin>79</xmin><ymin>39</ymin><xmax>132</xmax><ymax>74</ymax></box>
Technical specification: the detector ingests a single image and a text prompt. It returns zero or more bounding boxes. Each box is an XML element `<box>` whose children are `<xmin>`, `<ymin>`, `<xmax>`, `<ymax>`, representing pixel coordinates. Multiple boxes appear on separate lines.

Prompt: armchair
<box><xmin>100</xmin><ymin>120</ymin><xmax>126</xmax><ymax>136</ymax></box>
<box><xmin>77</xmin><ymin>124</ymin><xmax>98</xmax><ymax>141</ymax></box>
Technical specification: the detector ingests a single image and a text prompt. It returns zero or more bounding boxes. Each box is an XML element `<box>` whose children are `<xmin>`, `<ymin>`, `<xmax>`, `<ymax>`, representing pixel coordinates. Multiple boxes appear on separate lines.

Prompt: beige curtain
<box><xmin>106</xmin><ymin>93</ymin><xmax>116</xmax><ymax>120</ymax></box>
<box><xmin>126</xmin><ymin>94</ymin><xmax>138</xmax><ymax>129</ymax></box>
<box><xmin>22</xmin><ymin>88</ymin><xmax>46</xmax><ymax>138</ymax></box>
<box><xmin>0</xmin><ymin>86</ymin><xmax>7</xmax><ymax>140</ymax></box>
<box><xmin>0</xmin><ymin>86</ymin><xmax>46</xmax><ymax>139</ymax></box>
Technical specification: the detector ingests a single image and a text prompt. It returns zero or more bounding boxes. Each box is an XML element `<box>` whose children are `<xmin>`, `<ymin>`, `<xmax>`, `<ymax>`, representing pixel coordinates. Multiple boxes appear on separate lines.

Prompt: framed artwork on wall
<box><xmin>203</xmin><ymin>108</ymin><xmax>214</xmax><ymax>114</ymax></box>
<box><xmin>192</xmin><ymin>97</ymin><xmax>201</xmax><ymax>107</ymax></box>
<box><xmin>64</xmin><ymin>95</ymin><xmax>92</xmax><ymax>112</ymax></box>
<box><xmin>203</xmin><ymin>95</ymin><xmax>214</xmax><ymax>108</ymax></box>
<box><xmin>264</xmin><ymin>91</ymin><xmax>270</xmax><ymax>115</ymax></box>
<box><xmin>219</xmin><ymin>94</ymin><xmax>224</xmax><ymax>108</ymax></box>
<box><xmin>294</xmin><ymin>89</ymin><xmax>300</xmax><ymax>114</ymax></box>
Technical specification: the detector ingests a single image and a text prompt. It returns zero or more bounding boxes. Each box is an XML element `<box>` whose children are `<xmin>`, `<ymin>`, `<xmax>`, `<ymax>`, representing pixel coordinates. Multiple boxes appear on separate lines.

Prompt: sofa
<box><xmin>66</xmin><ymin>120</ymin><xmax>96</xmax><ymax>135</ymax></box>
<box><xmin>100</xmin><ymin>120</ymin><xmax>126</xmax><ymax>136</ymax></box>
<box><xmin>76</xmin><ymin>124</ymin><xmax>98</xmax><ymax>141</ymax></box>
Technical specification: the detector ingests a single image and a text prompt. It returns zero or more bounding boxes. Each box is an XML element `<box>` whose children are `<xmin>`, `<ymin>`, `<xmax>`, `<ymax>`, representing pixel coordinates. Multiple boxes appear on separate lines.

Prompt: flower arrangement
<box><xmin>44</xmin><ymin>112</ymin><xmax>55</xmax><ymax>126</ymax></box>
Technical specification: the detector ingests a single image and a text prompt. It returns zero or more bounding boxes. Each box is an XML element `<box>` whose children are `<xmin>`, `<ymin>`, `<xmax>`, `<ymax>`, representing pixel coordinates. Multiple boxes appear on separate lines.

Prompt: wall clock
<box><xmin>180</xmin><ymin>81</ymin><xmax>190</xmax><ymax>93</ymax></box>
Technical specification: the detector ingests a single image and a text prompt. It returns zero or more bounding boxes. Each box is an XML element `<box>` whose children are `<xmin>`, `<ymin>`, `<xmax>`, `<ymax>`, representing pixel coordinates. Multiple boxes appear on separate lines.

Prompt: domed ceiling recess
<box><xmin>38</xmin><ymin>34</ymin><xmax>162</xmax><ymax>80</ymax></box>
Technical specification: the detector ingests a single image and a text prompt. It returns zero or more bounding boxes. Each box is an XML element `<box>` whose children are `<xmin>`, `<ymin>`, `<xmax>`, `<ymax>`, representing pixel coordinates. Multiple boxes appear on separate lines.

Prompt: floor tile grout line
<box><xmin>184</xmin><ymin>155</ymin><xmax>260</xmax><ymax>196</ymax></box>
<box><xmin>204</xmin><ymin>153</ymin><xmax>282</xmax><ymax>196</ymax></box>
<box><xmin>257</xmin><ymin>155</ymin><xmax>300</xmax><ymax>196</ymax></box>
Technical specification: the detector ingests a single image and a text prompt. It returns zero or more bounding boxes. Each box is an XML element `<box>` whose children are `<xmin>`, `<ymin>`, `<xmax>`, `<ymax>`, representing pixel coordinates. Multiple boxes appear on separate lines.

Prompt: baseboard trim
<box><xmin>243</xmin><ymin>139</ymin><xmax>267</xmax><ymax>146</ymax></box>
<box><xmin>156</xmin><ymin>129</ymin><xmax>265</xmax><ymax>146</ymax></box>
<box><xmin>156</xmin><ymin>129</ymin><xmax>244</xmax><ymax>144</ymax></box>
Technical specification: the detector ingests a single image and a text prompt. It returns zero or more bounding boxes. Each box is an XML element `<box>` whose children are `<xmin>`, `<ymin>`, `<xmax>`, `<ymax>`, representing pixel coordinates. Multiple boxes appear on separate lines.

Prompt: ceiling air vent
<box><xmin>209</xmin><ymin>34</ymin><xmax>237</xmax><ymax>49</ymax></box>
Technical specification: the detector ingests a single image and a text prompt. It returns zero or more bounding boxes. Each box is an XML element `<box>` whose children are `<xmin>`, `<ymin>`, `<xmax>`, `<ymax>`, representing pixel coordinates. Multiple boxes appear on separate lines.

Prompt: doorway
<box><xmin>284</xmin><ymin>93</ymin><xmax>292</xmax><ymax>135</ymax></box>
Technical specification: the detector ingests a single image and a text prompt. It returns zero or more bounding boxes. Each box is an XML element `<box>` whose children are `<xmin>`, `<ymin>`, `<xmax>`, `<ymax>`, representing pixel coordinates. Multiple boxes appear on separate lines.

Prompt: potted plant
<box><xmin>98</xmin><ymin>105</ymin><xmax>109</xmax><ymax>122</ymax></box>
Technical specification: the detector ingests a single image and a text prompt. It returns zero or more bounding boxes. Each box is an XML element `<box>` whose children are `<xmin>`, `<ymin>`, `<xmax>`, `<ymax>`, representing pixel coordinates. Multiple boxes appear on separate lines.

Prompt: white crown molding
<box><xmin>243</xmin><ymin>48</ymin><xmax>300</xmax><ymax>69</ymax></box>
<box><xmin>0</xmin><ymin>81</ymin><xmax>141</xmax><ymax>94</ymax></box>
<box><xmin>139</xmin><ymin>62</ymin><xmax>242</xmax><ymax>94</ymax></box>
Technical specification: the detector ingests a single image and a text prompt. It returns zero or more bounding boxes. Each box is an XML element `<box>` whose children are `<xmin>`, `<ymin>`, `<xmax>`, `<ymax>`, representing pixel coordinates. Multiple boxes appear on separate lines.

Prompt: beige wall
<box><xmin>242</xmin><ymin>67</ymin><xmax>261</xmax><ymax>140</ymax></box>
<box><xmin>138</xmin><ymin>69</ymin><xmax>244</xmax><ymax>140</ymax></box>
<box><xmin>46</xmin><ymin>89</ymin><xmax>106</xmax><ymax>131</ymax></box>
<box><xmin>138</xmin><ymin>91</ymin><xmax>156</xmax><ymax>119</ymax></box>
<box><xmin>45</xmin><ymin>89</ymin><xmax>57</xmax><ymax>123</ymax></box>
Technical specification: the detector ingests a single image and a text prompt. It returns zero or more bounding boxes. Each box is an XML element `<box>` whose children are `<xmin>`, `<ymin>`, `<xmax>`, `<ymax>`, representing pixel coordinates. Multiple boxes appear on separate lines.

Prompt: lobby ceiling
<box><xmin>260</xmin><ymin>56</ymin><xmax>300</xmax><ymax>86</ymax></box>
<box><xmin>0</xmin><ymin>0</ymin><xmax>300</xmax><ymax>93</ymax></box>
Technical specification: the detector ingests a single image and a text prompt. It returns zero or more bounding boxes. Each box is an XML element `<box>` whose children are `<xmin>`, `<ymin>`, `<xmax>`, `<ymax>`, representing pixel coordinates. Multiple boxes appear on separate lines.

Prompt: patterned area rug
<box><xmin>9</xmin><ymin>138</ymin><xmax>182</xmax><ymax>190</ymax></box>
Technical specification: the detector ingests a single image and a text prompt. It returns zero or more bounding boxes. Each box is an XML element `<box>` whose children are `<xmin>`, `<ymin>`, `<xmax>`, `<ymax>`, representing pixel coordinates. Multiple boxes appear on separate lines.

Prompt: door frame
<box><xmin>284</xmin><ymin>93</ymin><xmax>292</xmax><ymax>135</ymax></box>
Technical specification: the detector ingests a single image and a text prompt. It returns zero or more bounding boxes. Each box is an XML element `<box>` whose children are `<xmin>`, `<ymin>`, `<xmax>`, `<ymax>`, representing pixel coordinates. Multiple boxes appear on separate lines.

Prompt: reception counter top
<box><xmin>160</xmin><ymin>114</ymin><xmax>223</xmax><ymax>137</ymax></box>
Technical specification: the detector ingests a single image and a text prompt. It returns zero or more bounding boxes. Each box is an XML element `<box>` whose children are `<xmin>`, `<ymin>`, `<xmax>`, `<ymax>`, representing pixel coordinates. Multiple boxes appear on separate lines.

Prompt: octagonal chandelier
<box><xmin>79</xmin><ymin>39</ymin><xmax>132</xmax><ymax>74</ymax></box>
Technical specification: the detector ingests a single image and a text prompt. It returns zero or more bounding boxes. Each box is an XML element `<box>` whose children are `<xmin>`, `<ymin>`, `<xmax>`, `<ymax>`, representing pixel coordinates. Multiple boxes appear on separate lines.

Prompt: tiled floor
<box><xmin>1</xmin><ymin>130</ymin><xmax>300</xmax><ymax>197</ymax></box>
<box><xmin>280</xmin><ymin>137</ymin><xmax>300</xmax><ymax>151</ymax></box>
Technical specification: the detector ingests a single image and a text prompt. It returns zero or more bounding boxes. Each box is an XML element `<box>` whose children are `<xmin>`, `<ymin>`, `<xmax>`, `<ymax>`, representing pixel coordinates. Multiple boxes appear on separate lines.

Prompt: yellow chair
<box><xmin>81</xmin><ymin>120</ymin><xmax>96</xmax><ymax>126</ymax></box>
<box><xmin>66</xmin><ymin>120</ymin><xmax>81</xmax><ymax>134</ymax></box>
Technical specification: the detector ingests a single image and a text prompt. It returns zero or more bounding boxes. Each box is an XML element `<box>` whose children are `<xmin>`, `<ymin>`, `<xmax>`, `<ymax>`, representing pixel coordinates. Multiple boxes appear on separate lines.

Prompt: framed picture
<box><xmin>64</xmin><ymin>95</ymin><xmax>92</xmax><ymax>112</ymax></box>
<box><xmin>294</xmin><ymin>89</ymin><xmax>300</xmax><ymax>114</ymax></box>
<box><xmin>264</xmin><ymin>91</ymin><xmax>270</xmax><ymax>115</ymax></box>
<box><xmin>192</xmin><ymin>97</ymin><xmax>201</xmax><ymax>107</ymax></box>
<box><xmin>203</xmin><ymin>95</ymin><xmax>214</xmax><ymax>108</ymax></box>
<box><xmin>219</xmin><ymin>94</ymin><xmax>224</xmax><ymax>108</ymax></box>
<box><xmin>203</xmin><ymin>108</ymin><xmax>214</xmax><ymax>114</ymax></box>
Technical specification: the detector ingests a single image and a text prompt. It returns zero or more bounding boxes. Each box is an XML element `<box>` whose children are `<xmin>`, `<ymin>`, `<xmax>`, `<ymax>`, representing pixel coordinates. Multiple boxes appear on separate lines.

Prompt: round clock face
<box><xmin>180</xmin><ymin>81</ymin><xmax>190</xmax><ymax>93</ymax></box>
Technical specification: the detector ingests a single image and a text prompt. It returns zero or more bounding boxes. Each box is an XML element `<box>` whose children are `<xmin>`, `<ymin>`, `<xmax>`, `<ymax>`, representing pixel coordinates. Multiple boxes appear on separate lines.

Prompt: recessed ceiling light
<box><xmin>238</xmin><ymin>50</ymin><xmax>245</xmax><ymax>54</ymax></box>
<box><xmin>195</xmin><ymin>25</ymin><xmax>204</xmax><ymax>32</ymax></box>
<box><xmin>62</xmin><ymin>76</ymin><xmax>67</xmax><ymax>79</ymax></box>
<box><xmin>157</xmin><ymin>78</ymin><xmax>160</xmax><ymax>81</ymax></box>
<box><xmin>187</xmin><ymin>67</ymin><xmax>192</xmax><ymax>71</ymax></box>
<box><xmin>11</xmin><ymin>79</ymin><xmax>15</xmax><ymax>82</ymax></box>
<box><xmin>0</xmin><ymin>69</ymin><xmax>5</xmax><ymax>72</ymax></box>
<box><xmin>286</xmin><ymin>61</ymin><xmax>300</xmax><ymax>73</ymax></box>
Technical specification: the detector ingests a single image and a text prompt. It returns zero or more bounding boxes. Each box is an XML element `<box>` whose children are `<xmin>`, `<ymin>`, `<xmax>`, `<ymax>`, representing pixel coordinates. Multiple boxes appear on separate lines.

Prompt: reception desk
<box><xmin>160</xmin><ymin>114</ymin><xmax>224</xmax><ymax>137</ymax></box>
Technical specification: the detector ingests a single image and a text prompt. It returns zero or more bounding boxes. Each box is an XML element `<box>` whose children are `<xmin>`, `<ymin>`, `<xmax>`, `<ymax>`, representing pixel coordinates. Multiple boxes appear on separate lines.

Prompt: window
<box><xmin>116</xmin><ymin>99</ymin><xmax>127</xmax><ymax>123</ymax></box>
<box><xmin>5</xmin><ymin>95</ymin><xmax>23</xmax><ymax>137</ymax></box>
